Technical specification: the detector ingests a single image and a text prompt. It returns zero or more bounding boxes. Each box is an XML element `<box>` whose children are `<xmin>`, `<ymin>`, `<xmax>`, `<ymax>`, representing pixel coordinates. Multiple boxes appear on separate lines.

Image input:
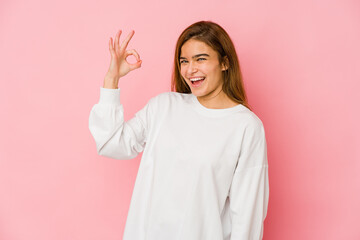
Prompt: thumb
<box><xmin>130</xmin><ymin>60</ymin><xmax>142</xmax><ymax>71</ymax></box>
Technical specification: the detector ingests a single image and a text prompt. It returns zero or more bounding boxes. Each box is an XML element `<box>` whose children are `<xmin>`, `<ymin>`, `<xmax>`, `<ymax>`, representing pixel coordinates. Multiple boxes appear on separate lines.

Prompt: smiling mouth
<box><xmin>190</xmin><ymin>77</ymin><xmax>206</xmax><ymax>87</ymax></box>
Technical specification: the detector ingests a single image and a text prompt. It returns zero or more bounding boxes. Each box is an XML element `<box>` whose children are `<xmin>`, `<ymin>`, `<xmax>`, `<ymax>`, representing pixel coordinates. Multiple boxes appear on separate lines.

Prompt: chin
<box><xmin>189</xmin><ymin>85</ymin><xmax>208</xmax><ymax>96</ymax></box>
<box><xmin>191</xmin><ymin>90</ymin><xmax>207</xmax><ymax>97</ymax></box>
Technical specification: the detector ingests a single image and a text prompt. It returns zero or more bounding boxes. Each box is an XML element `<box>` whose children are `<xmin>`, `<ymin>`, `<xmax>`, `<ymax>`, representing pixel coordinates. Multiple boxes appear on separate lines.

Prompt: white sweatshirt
<box><xmin>89</xmin><ymin>87</ymin><xmax>269</xmax><ymax>240</ymax></box>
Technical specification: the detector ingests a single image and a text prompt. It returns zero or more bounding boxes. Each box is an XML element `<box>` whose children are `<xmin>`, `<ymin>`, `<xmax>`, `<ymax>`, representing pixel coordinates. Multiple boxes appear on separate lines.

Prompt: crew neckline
<box><xmin>189</xmin><ymin>93</ymin><xmax>247</xmax><ymax>117</ymax></box>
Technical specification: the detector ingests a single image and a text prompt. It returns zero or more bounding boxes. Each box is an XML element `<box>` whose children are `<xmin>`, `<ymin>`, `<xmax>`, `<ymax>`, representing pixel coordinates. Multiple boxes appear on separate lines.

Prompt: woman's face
<box><xmin>179</xmin><ymin>39</ymin><xmax>227</xmax><ymax>97</ymax></box>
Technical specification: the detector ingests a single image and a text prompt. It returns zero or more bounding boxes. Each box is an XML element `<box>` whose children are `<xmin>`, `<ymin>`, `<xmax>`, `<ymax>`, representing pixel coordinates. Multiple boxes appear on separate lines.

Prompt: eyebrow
<box><xmin>179</xmin><ymin>53</ymin><xmax>210</xmax><ymax>59</ymax></box>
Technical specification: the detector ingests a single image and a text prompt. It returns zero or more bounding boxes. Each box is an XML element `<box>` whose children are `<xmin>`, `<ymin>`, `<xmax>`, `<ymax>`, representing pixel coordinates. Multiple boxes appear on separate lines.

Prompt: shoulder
<box><xmin>234</xmin><ymin>105</ymin><xmax>264</xmax><ymax>126</ymax></box>
<box><xmin>233</xmin><ymin>108</ymin><xmax>266</xmax><ymax>138</ymax></box>
<box><xmin>246</xmin><ymin>111</ymin><xmax>264</xmax><ymax>129</ymax></box>
<box><xmin>245</xmin><ymin>113</ymin><xmax>267</xmax><ymax>143</ymax></box>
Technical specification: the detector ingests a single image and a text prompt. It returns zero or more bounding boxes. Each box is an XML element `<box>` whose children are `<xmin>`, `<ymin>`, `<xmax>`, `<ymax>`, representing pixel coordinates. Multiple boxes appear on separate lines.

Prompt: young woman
<box><xmin>89</xmin><ymin>21</ymin><xmax>269</xmax><ymax>240</ymax></box>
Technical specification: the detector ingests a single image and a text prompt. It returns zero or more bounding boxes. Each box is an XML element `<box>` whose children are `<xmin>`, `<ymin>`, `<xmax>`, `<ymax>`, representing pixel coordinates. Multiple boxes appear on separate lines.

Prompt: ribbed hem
<box><xmin>98</xmin><ymin>87</ymin><xmax>121</xmax><ymax>105</ymax></box>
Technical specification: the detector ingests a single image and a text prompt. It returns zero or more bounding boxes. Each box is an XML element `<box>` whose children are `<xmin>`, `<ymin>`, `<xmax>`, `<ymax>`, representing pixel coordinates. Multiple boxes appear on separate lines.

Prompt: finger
<box><xmin>120</xmin><ymin>30</ymin><xmax>135</xmax><ymax>51</ymax></box>
<box><xmin>114</xmin><ymin>30</ymin><xmax>122</xmax><ymax>51</ymax></box>
<box><xmin>125</xmin><ymin>49</ymin><xmax>141</xmax><ymax>61</ymax></box>
<box><xmin>109</xmin><ymin>37</ymin><xmax>112</xmax><ymax>53</ymax></box>
<box><xmin>129</xmin><ymin>60</ymin><xmax>142</xmax><ymax>71</ymax></box>
<box><xmin>109</xmin><ymin>37</ymin><xmax>115</xmax><ymax>56</ymax></box>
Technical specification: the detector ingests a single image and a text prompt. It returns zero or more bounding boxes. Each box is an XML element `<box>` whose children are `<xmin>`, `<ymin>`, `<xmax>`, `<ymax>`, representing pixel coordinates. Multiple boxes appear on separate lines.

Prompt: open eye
<box><xmin>180</xmin><ymin>59</ymin><xmax>188</xmax><ymax>64</ymax></box>
<box><xmin>197</xmin><ymin>58</ymin><xmax>206</xmax><ymax>61</ymax></box>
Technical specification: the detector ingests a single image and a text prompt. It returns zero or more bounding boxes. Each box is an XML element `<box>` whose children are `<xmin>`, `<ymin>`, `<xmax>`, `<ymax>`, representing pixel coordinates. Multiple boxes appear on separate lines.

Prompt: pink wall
<box><xmin>1</xmin><ymin>0</ymin><xmax>359</xmax><ymax>239</ymax></box>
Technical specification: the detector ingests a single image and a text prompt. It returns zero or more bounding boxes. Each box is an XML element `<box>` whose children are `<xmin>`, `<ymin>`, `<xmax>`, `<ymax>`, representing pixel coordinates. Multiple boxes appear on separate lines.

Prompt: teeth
<box><xmin>190</xmin><ymin>77</ymin><xmax>205</xmax><ymax>82</ymax></box>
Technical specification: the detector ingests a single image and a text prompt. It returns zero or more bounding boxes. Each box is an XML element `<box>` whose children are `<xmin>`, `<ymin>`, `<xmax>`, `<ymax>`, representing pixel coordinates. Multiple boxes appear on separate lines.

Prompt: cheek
<box><xmin>206</xmin><ymin>65</ymin><xmax>223</xmax><ymax>83</ymax></box>
<box><xmin>211</xmin><ymin>63</ymin><xmax>223</xmax><ymax>74</ymax></box>
<box><xmin>204</xmin><ymin>65</ymin><xmax>217</xmax><ymax>77</ymax></box>
<box><xmin>203</xmin><ymin>61</ymin><xmax>216</xmax><ymax>71</ymax></box>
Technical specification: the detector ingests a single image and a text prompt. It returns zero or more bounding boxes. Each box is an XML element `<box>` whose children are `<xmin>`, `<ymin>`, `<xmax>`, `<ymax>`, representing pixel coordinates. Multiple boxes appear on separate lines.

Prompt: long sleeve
<box><xmin>228</xmin><ymin>120</ymin><xmax>270</xmax><ymax>240</ymax></box>
<box><xmin>88</xmin><ymin>87</ymin><xmax>154</xmax><ymax>160</ymax></box>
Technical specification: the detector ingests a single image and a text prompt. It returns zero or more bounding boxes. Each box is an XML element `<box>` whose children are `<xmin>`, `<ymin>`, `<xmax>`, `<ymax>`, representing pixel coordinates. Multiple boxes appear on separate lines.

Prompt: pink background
<box><xmin>1</xmin><ymin>0</ymin><xmax>359</xmax><ymax>239</ymax></box>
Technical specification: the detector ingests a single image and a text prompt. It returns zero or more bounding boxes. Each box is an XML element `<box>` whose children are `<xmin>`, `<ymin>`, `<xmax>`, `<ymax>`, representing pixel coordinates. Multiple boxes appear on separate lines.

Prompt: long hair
<box><xmin>171</xmin><ymin>21</ymin><xmax>252</xmax><ymax>111</ymax></box>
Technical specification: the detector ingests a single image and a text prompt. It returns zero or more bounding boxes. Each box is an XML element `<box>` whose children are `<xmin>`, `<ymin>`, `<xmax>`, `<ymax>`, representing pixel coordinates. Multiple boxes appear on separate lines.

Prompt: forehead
<box><xmin>180</xmin><ymin>39</ymin><xmax>216</xmax><ymax>56</ymax></box>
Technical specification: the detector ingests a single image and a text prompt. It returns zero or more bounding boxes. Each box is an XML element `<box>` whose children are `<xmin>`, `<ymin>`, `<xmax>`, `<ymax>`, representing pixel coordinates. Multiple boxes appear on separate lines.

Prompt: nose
<box><xmin>186</xmin><ymin>61</ymin><xmax>198</xmax><ymax>75</ymax></box>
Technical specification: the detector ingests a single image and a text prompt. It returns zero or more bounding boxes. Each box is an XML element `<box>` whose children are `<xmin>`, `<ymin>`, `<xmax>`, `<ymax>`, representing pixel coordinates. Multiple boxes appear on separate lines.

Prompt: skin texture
<box><xmin>180</xmin><ymin>39</ymin><xmax>238</xmax><ymax>109</ymax></box>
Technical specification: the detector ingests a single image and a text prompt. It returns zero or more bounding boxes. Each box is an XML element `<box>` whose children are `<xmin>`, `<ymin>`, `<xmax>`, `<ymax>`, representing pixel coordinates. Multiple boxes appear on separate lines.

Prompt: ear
<box><xmin>221</xmin><ymin>56</ymin><xmax>229</xmax><ymax>71</ymax></box>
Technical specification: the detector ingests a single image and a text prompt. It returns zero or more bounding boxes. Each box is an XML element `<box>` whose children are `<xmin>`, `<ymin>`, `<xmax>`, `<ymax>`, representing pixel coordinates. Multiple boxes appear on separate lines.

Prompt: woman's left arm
<box><xmin>228</xmin><ymin>119</ymin><xmax>270</xmax><ymax>240</ymax></box>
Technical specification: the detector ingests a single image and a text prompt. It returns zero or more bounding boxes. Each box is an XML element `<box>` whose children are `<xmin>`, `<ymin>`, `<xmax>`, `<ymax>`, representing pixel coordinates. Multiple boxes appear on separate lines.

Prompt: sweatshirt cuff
<box><xmin>98</xmin><ymin>87</ymin><xmax>121</xmax><ymax>105</ymax></box>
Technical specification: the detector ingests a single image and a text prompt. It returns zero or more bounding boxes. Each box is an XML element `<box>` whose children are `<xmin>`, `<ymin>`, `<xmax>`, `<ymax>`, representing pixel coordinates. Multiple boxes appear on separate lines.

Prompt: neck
<box><xmin>197</xmin><ymin>88</ymin><xmax>238</xmax><ymax>109</ymax></box>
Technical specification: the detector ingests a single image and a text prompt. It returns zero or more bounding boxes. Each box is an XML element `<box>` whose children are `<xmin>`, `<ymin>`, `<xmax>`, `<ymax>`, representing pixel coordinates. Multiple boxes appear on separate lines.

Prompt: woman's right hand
<box><xmin>105</xmin><ymin>30</ymin><xmax>142</xmax><ymax>81</ymax></box>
